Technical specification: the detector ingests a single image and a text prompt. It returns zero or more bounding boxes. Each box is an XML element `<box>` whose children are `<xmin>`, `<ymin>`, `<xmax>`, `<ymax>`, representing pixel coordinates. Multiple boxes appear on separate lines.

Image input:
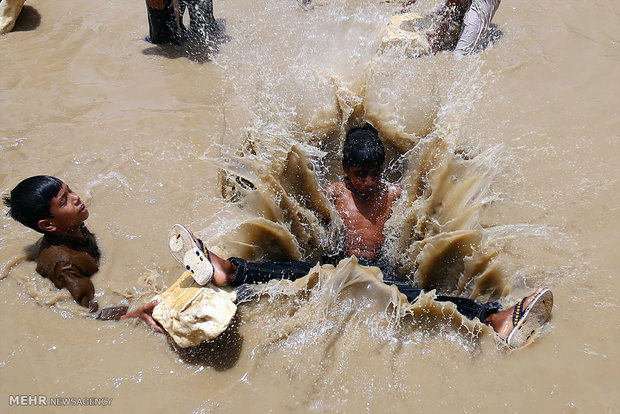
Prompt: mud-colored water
<box><xmin>1</xmin><ymin>0</ymin><xmax>619</xmax><ymax>412</ymax></box>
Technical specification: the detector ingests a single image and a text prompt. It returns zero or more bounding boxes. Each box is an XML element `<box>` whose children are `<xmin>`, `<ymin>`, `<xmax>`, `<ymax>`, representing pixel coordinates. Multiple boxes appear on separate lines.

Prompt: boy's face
<box><xmin>344</xmin><ymin>166</ymin><xmax>383</xmax><ymax>198</ymax></box>
<box><xmin>39</xmin><ymin>183</ymin><xmax>89</xmax><ymax>233</ymax></box>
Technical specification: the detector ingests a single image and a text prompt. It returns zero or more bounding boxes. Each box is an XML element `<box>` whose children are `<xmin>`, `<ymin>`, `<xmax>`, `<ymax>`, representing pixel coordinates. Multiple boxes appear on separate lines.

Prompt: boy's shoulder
<box><xmin>387</xmin><ymin>183</ymin><xmax>402</xmax><ymax>198</ymax></box>
<box><xmin>36</xmin><ymin>233</ymin><xmax>100</xmax><ymax>280</ymax></box>
<box><xmin>324</xmin><ymin>181</ymin><xmax>349</xmax><ymax>198</ymax></box>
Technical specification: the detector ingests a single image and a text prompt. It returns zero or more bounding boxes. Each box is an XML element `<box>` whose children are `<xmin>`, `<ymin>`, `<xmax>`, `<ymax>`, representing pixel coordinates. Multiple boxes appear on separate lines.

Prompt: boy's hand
<box><xmin>120</xmin><ymin>299</ymin><xmax>166</xmax><ymax>334</ymax></box>
<box><xmin>148</xmin><ymin>0</ymin><xmax>165</xmax><ymax>10</ymax></box>
<box><xmin>97</xmin><ymin>306</ymin><xmax>129</xmax><ymax>321</ymax></box>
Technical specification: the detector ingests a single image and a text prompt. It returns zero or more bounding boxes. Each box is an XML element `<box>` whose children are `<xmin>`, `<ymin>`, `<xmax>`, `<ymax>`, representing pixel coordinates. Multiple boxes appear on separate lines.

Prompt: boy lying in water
<box><xmin>126</xmin><ymin>123</ymin><xmax>553</xmax><ymax>348</ymax></box>
<box><xmin>3</xmin><ymin>176</ymin><xmax>127</xmax><ymax>319</ymax></box>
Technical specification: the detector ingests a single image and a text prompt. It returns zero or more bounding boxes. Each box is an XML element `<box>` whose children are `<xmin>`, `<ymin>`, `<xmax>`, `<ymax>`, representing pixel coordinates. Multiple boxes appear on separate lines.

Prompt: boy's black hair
<box><xmin>342</xmin><ymin>123</ymin><xmax>385</xmax><ymax>170</ymax></box>
<box><xmin>3</xmin><ymin>175</ymin><xmax>64</xmax><ymax>233</ymax></box>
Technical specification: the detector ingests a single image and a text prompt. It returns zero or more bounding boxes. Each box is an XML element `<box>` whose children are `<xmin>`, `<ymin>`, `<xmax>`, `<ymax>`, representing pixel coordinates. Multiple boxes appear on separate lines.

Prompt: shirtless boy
<box><xmin>3</xmin><ymin>176</ymin><xmax>126</xmax><ymax>319</ymax></box>
<box><xmin>127</xmin><ymin>124</ymin><xmax>553</xmax><ymax>348</ymax></box>
<box><xmin>324</xmin><ymin>127</ymin><xmax>402</xmax><ymax>261</ymax></box>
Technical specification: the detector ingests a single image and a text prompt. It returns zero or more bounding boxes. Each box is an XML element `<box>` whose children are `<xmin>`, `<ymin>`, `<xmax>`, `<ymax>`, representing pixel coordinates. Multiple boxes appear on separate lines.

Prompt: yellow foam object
<box><xmin>152</xmin><ymin>271</ymin><xmax>237</xmax><ymax>348</ymax></box>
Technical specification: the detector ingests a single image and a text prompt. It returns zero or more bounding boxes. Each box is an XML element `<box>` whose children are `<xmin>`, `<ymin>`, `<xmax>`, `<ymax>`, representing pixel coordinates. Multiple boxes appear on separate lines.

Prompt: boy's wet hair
<box><xmin>342</xmin><ymin>123</ymin><xmax>385</xmax><ymax>170</ymax></box>
<box><xmin>3</xmin><ymin>175</ymin><xmax>64</xmax><ymax>233</ymax></box>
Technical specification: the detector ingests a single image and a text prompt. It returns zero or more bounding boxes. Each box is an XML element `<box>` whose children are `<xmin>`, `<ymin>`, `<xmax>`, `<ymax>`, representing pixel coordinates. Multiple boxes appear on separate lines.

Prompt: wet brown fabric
<box><xmin>35</xmin><ymin>226</ymin><xmax>100</xmax><ymax>311</ymax></box>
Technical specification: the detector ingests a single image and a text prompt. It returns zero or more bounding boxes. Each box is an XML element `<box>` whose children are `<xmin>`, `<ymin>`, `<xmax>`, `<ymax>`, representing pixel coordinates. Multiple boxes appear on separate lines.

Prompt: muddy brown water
<box><xmin>1</xmin><ymin>0</ymin><xmax>619</xmax><ymax>412</ymax></box>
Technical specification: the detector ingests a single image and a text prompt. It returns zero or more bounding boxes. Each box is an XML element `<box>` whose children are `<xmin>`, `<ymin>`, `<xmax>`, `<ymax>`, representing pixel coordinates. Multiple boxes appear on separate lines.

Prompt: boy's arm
<box><xmin>120</xmin><ymin>299</ymin><xmax>166</xmax><ymax>334</ymax></box>
<box><xmin>49</xmin><ymin>262</ymin><xmax>99</xmax><ymax>311</ymax></box>
<box><xmin>97</xmin><ymin>306</ymin><xmax>129</xmax><ymax>321</ymax></box>
<box><xmin>324</xmin><ymin>181</ymin><xmax>343</xmax><ymax>199</ymax></box>
<box><xmin>391</xmin><ymin>184</ymin><xmax>403</xmax><ymax>199</ymax></box>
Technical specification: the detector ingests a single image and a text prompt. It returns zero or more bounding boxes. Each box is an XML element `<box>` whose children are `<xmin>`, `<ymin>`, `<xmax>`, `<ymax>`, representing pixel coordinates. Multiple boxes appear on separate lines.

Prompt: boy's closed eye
<box><xmin>59</xmin><ymin>188</ymin><xmax>72</xmax><ymax>206</ymax></box>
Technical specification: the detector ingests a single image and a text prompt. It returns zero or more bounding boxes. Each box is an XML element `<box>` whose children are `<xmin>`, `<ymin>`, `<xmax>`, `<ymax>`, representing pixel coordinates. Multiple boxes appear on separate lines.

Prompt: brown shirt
<box><xmin>36</xmin><ymin>226</ymin><xmax>100</xmax><ymax>310</ymax></box>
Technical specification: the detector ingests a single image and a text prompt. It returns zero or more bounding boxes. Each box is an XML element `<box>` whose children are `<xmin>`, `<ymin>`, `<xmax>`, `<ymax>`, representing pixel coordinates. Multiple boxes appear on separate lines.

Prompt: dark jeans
<box><xmin>145</xmin><ymin>0</ymin><xmax>182</xmax><ymax>44</ymax></box>
<box><xmin>228</xmin><ymin>256</ymin><xmax>502</xmax><ymax>322</ymax></box>
<box><xmin>180</xmin><ymin>0</ymin><xmax>216</xmax><ymax>40</ymax></box>
<box><xmin>145</xmin><ymin>0</ymin><xmax>216</xmax><ymax>44</ymax></box>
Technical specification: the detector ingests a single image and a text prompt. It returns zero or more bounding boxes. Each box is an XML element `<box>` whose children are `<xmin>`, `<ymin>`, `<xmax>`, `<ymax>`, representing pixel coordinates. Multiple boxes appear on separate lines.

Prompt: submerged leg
<box><xmin>228</xmin><ymin>258</ymin><xmax>314</xmax><ymax>286</ymax></box>
<box><xmin>453</xmin><ymin>0</ymin><xmax>501</xmax><ymax>57</ymax></box>
<box><xmin>386</xmin><ymin>276</ymin><xmax>502</xmax><ymax>321</ymax></box>
<box><xmin>183</xmin><ymin>0</ymin><xmax>217</xmax><ymax>42</ymax></box>
<box><xmin>145</xmin><ymin>0</ymin><xmax>182</xmax><ymax>45</ymax></box>
<box><xmin>384</xmin><ymin>270</ymin><xmax>553</xmax><ymax>347</ymax></box>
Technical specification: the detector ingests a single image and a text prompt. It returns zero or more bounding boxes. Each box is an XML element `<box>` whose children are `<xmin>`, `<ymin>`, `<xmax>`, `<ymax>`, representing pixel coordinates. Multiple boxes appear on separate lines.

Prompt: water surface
<box><xmin>1</xmin><ymin>0</ymin><xmax>619</xmax><ymax>412</ymax></box>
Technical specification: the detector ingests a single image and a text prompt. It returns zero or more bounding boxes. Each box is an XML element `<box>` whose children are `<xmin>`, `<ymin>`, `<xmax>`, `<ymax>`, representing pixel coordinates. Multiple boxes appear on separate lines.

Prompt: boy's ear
<box><xmin>38</xmin><ymin>218</ymin><xmax>56</xmax><ymax>233</ymax></box>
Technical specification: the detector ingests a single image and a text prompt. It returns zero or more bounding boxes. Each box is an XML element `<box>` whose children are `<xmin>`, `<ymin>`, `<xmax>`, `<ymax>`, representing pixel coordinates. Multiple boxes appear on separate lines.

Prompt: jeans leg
<box><xmin>381</xmin><ymin>269</ymin><xmax>501</xmax><ymax>322</ymax></box>
<box><xmin>229</xmin><ymin>256</ymin><xmax>502</xmax><ymax>322</ymax></box>
<box><xmin>453</xmin><ymin>0</ymin><xmax>501</xmax><ymax>56</ymax></box>
<box><xmin>436</xmin><ymin>295</ymin><xmax>502</xmax><ymax>321</ymax></box>
<box><xmin>145</xmin><ymin>0</ymin><xmax>182</xmax><ymax>44</ymax></box>
<box><xmin>228</xmin><ymin>258</ymin><xmax>315</xmax><ymax>287</ymax></box>
<box><xmin>183</xmin><ymin>0</ymin><xmax>216</xmax><ymax>41</ymax></box>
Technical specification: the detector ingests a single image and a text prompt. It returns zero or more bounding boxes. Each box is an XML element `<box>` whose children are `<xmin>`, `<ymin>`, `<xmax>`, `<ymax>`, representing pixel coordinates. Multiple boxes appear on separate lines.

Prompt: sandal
<box><xmin>505</xmin><ymin>288</ymin><xmax>553</xmax><ymax>349</ymax></box>
<box><xmin>169</xmin><ymin>224</ymin><xmax>214</xmax><ymax>286</ymax></box>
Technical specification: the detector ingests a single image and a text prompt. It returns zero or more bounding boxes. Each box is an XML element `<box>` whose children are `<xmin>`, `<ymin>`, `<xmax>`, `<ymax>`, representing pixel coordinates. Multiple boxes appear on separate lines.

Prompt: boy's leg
<box><xmin>453</xmin><ymin>0</ymin><xmax>501</xmax><ymax>56</ymax></box>
<box><xmin>426</xmin><ymin>0</ymin><xmax>471</xmax><ymax>52</ymax></box>
<box><xmin>403</xmin><ymin>286</ymin><xmax>552</xmax><ymax>348</ymax></box>
<box><xmin>378</xmin><ymin>265</ymin><xmax>501</xmax><ymax>321</ymax></box>
<box><xmin>339</xmin><ymin>257</ymin><xmax>502</xmax><ymax>322</ymax></box>
<box><xmin>224</xmin><ymin>255</ymin><xmax>511</xmax><ymax>333</ymax></box>
<box><xmin>382</xmin><ymin>274</ymin><xmax>501</xmax><ymax>321</ymax></box>
<box><xmin>224</xmin><ymin>253</ymin><xmax>551</xmax><ymax>347</ymax></box>
<box><xmin>169</xmin><ymin>225</ymin><xmax>311</xmax><ymax>286</ymax></box>
<box><xmin>435</xmin><ymin>294</ymin><xmax>502</xmax><ymax>321</ymax></box>
<box><xmin>228</xmin><ymin>258</ymin><xmax>315</xmax><ymax>286</ymax></box>
<box><xmin>145</xmin><ymin>0</ymin><xmax>182</xmax><ymax>44</ymax></box>
<box><xmin>185</xmin><ymin>0</ymin><xmax>217</xmax><ymax>40</ymax></box>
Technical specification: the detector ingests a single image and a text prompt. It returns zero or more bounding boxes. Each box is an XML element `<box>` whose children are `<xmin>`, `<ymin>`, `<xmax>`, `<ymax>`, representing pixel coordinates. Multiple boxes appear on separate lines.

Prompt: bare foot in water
<box><xmin>486</xmin><ymin>288</ymin><xmax>554</xmax><ymax>348</ymax></box>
